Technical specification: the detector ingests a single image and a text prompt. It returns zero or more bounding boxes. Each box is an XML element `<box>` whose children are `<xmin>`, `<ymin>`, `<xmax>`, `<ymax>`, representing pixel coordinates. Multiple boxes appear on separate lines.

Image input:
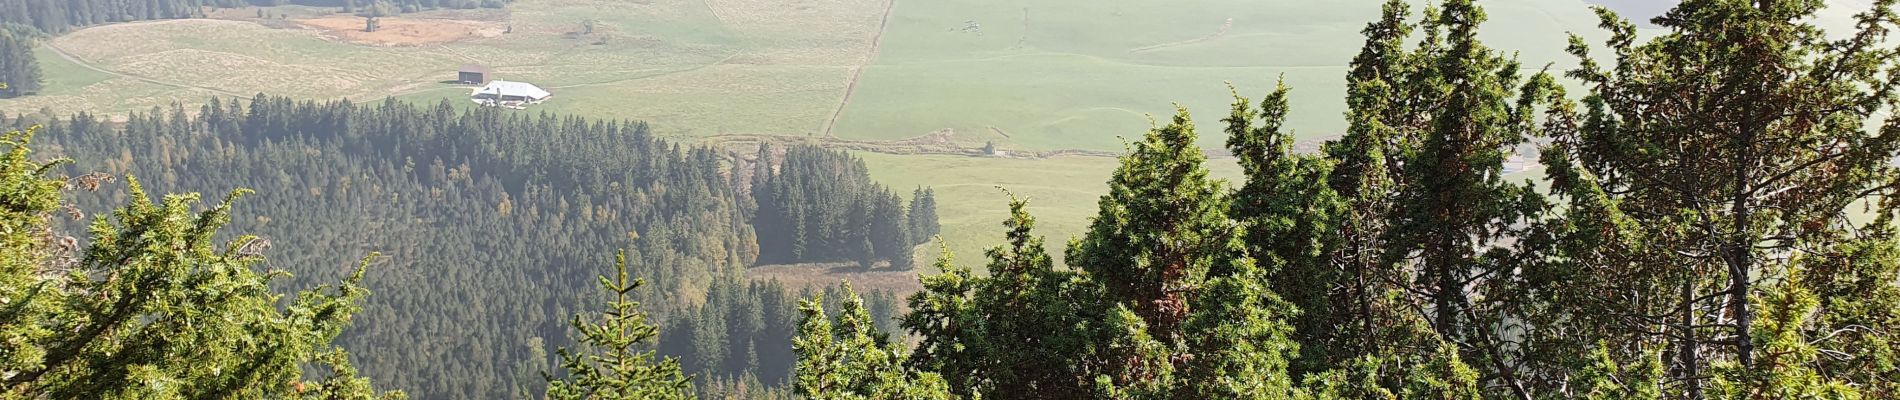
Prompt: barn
<box><xmin>471</xmin><ymin>80</ymin><xmax>553</xmax><ymax>108</ymax></box>
<box><xmin>457</xmin><ymin>64</ymin><xmax>492</xmax><ymax>84</ymax></box>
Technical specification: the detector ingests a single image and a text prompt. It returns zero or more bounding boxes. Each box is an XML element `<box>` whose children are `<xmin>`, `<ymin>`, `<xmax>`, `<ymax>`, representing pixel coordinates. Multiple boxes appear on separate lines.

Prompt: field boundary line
<box><xmin>818</xmin><ymin>0</ymin><xmax>898</xmax><ymax>138</ymax></box>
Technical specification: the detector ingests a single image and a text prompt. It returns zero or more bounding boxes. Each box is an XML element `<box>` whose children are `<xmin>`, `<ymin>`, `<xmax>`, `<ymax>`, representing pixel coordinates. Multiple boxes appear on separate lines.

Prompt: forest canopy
<box><xmin>2</xmin><ymin>94</ymin><xmax>934</xmax><ymax>398</ymax></box>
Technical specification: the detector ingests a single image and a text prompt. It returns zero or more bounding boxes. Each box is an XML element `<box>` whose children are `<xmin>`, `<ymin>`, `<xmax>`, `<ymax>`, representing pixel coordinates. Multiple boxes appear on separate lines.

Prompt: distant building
<box><xmin>472</xmin><ymin>80</ymin><xmax>552</xmax><ymax>108</ymax></box>
<box><xmin>458</xmin><ymin>64</ymin><xmax>492</xmax><ymax>84</ymax></box>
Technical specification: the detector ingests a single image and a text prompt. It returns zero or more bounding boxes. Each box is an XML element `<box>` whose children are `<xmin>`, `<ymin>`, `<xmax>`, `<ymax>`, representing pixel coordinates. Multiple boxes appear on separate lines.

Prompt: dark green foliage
<box><xmin>902</xmin><ymin>197</ymin><xmax>1129</xmax><ymax>398</ymax></box>
<box><xmin>0</xmin><ymin>0</ymin><xmax>201</xmax><ymax>35</ymax></box>
<box><xmin>545</xmin><ymin>251</ymin><xmax>693</xmax><ymax>400</ymax></box>
<box><xmin>1061</xmin><ymin>106</ymin><xmax>1307</xmax><ymax>397</ymax></box>
<box><xmin>752</xmin><ymin>145</ymin><xmax>930</xmax><ymax>269</ymax></box>
<box><xmin>23</xmin><ymin>96</ymin><xmax>758</xmax><ymax>399</ymax></box>
<box><xmin>906</xmin><ymin>187</ymin><xmax>939</xmax><ymax>246</ymax></box>
<box><xmin>656</xmin><ymin>277</ymin><xmax>803</xmax><ymax>392</ymax></box>
<box><xmin>793</xmin><ymin>282</ymin><xmax>952</xmax><ymax>399</ymax></box>
<box><xmin>871</xmin><ymin>190</ymin><xmax>913</xmax><ymax>270</ymax></box>
<box><xmin>1222</xmin><ymin>79</ymin><xmax>1350</xmax><ymax>381</ymax></box>
<box><xmin>0</xmin><ymin>0</ymin><xmax>510</xmax><ymax>35</ymax></box>
<box><xmin>901</xmin><ymin>108</ymin><xmax>1308</xmax><ymax>398</ymax></box>
<box><xmin>0</xmin><ymin>126</ymin><xmax>400</xmax><ymax>398</ymax></box>
<box><xmin>1527</xmin><ymin>0</ymin><xmax>1900</xmax><ymax>397</ymax></box>
<box><xmin>0</xmin><ymin>30</ymin><xmax>39</xmax><ymax>98</ymax></box>
<box><xmin>9</xmin><ymin>94</ymin><xmax>937</xmax><ymax>398</ymax></box>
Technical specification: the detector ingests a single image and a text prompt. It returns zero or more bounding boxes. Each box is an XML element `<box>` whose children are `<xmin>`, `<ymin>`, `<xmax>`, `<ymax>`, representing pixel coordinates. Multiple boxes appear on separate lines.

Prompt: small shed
<box><xmin>457</xmin><ymin>64</ymin><xmax>492</xmax><ymax>84</ymax></box>
<box><xmin>472</xmin><ymin>80</ymin><xmax>553</xmax><ymax>107</ymax></box>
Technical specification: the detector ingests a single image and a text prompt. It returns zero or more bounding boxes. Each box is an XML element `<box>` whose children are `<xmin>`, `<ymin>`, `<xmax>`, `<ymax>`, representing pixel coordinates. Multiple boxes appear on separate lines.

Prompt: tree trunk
<box><xmin>1679</xmin><ymin>280</ymin><xmax>1703</xmax><ymax>400</ymax></box>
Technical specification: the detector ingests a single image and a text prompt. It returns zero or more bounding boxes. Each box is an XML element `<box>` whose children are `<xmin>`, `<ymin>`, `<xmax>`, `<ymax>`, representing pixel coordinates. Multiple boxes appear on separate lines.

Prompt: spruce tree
<box><xmin>0</xmin><ymin>31</ymin><xmax>41</xmax><ymax>98</ymax></box>
<box><xmin>793</xmin><ymin>282</ymin><xmax>951</xmax><ymax>400</ymax></box>
<box><xmin>545</xmin><ymin>251</ymin><xmax>693</xmax><ymax>400</ymax></box>
<box><xmin>907</xmin><ymin>187</ymin><xmax>939</xmax><ymax>245</ymax></box>
<box><xmin>871</xmin><ymin>190</ymin><xmax>913</xmax><ymax>270</ymax></box>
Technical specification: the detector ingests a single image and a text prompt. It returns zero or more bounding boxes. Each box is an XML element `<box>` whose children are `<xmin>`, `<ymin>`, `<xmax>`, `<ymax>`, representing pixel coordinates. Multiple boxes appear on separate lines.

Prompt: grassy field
<box><xmin>829</xmin><ymin>0</ymin><xmax>1618</xmax><ymax>152</ymax></box>
<box><xmin>0</xmin><ymin>0</ymin><xmax>876</xmax><ymax>136</ymax></box>
<box><xmin>858</xmin><ymin>152</ymin><xmax>1244</xmax><ymax>269</ymax></box>
<box><xmin>4</xmin><ymin>0</ymin><xmax>1675</xmax><ymax>141</ymax></box>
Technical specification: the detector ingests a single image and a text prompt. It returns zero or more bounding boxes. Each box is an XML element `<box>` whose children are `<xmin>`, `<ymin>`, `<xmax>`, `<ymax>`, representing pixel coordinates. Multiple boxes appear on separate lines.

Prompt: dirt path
<box><xmin>43</xmin><ymin>41</ymin><xmax>248</xmax><ymax>98</ymax></box>
<box><xmin>818</xmin><ymin>0</ymin><xmax>899</xmax><ymax>138</ymax></box>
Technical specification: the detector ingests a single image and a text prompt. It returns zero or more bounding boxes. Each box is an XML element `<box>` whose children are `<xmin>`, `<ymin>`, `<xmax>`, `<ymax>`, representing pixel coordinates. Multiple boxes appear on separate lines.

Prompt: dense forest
<box><xmin>0</xmin><ymin>0</ymin><xmax>507</xmax><ymax>35</ymax></box>
<box><xmin>752</xmin><ymin>145</ymin><xmax>939</xmax><ymax>269</ymax></box>
<box><xmin>0</xmin><ymin>96</ymin><xmax>928</xmax><ymax>398</ymax></box>
<box><xmin>7</xmin><ymin>0</ymin><xmax>1900</xmax><ymax>399</ymax></box>
<box><xmin>0</xmin><ymin>30</ymin><xmax>37</xmax><ymax>98</ymax></box>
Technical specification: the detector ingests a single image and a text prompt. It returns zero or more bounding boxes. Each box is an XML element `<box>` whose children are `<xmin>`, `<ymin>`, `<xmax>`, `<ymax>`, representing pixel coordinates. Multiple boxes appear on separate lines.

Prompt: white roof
<box><xmin>473</xmin><ymin>79</ymin><xmax>551</xmax><ymax>99</ymax></box>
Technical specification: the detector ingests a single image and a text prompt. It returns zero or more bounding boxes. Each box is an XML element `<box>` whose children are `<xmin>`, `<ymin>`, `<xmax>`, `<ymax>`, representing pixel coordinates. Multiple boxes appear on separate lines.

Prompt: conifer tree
<box><xmin>1384</xmin><ymin>0</ymin><xmax>1545</xmax><ymax>344</ymax></box>
<box><xmin>907</xmin><ymin>188</ymin><xmax>939</xmax><ymax>245</ymax></box>
<box><xmin>1223</xmin><ymin>78</ymin><xmax>1356</xmax><ymax>382</ymax></box>
<box><xmin>871</xmin><ymin>190</ymin><xmax>913</xmax><ymax>270</ymax></box>
<box><xmin>1538</xmin><ymin>0</ymin><xmax>1900</xmax><ymax>396</ymax></box>
<box><xmin>0</xmin><ymin>31</ymin><xmax>41</xmax><ymax>98</ymax></box>
<box><xmin>545</xmin><ymin>251</ymin><xmax>694</xmax><ymax>400</ymax></box>
<box><xmin>902</xmin><ymin>195</ymin><xmax>1133</xmax><ymax>398</ymax></box>
<box><xmin>1066</xmin><ymin>108</ymin><xmax>1238</xmax><ymax>346</ymax></box>
<box><xmin>793</xmin><ymin>282</ymin><xmax>951</xmax><ymax>400</ymax></box>
<box><xmin>1285</xmin><ymin>1</ymin><xmax>1457</xmax><ymax>387</ymax></box>
<box><xmin>1060</xmin><ymin>107</ymin><xmax>1306</xmax><ymax>398</ymax></box>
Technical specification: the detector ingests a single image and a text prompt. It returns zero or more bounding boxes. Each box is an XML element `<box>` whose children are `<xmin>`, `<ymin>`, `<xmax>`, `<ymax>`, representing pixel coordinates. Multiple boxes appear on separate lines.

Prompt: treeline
<box><xmin>0</xmin><ymin>0</ymin><xmax>204</xmax><ymax>35</ymax></box>
<box><xmin>779</xmin><ymin>0</ymin><xmax>1900</xmax><ymax>398</ymax></box>
<box><xmin>0</xmin><ymin>29</ymin><xmax>38</xmax><ymax>98</ymax></box>
<box><xmin>651</xmin><ymin>277</ymin><xmax>901</xmax><ymax>397</ymax></box>
<box><xmin>751</xmin><ymin>145</ymin><xmax>939</xmax><ymax>268</ymax></box>
<box><xmin>0</xmin><ymin>0</ymin><xmax>508</xmax><ymax>35</ymax></box>
<box><xmin>2</xmin><ymin>94</ymin><xmax>931</xmax><ymax>398</ymax></box>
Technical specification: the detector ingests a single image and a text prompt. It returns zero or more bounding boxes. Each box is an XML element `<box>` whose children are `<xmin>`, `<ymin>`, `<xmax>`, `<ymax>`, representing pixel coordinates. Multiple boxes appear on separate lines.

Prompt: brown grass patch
<box><xmin>296</xmin><ymin>15</ymin><xmax>503</xmax><ymax>46</ymax></box>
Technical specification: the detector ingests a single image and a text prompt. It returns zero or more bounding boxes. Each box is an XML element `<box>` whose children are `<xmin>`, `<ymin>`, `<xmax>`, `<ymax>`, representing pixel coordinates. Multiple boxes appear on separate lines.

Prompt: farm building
<box><xmin>457</xmin><ymin>64</ymin><xmax>492</xmax><ymax>84</ymax></box>
<box><xmin>472</xmin><ymin>80</ymin><xmax>553</xmax><ymax>108</ymax></box>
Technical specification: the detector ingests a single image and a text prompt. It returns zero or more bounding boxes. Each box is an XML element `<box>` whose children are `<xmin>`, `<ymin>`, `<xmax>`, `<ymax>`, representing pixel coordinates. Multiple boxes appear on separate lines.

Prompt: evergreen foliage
<box><xmin>0</xmin><ymin>124</ymin><xmax>400</xmax><ymax>399</ymax></box>
<box><xmin>902</xmin><ymin>196</ymin><xmax>1126</xmax><ymax>398</ymax></box>
<box><xmin>1524</xmin><ymin>0</ymin><xmax>1900</xmax><ymax>396</ymax></box>
<box><xmin>13</xmin><ymin>97</ymin><xmax>750</xmax><ymax>398</ymax></box>
<box><xmin>0</xmin><ymin>30</ymin><xmax>39</xmax><ymax>98</ymax></box>
<box><xmin>906</xmin><ymin>187</ymin><xmax>939</xmax><ymax>247</ymax></box>
<box><xmin>895</xmin><ymin>1</ymin><xmax>1900</xmax><ymax>398</ymax></box>
<box><xmin>0</xmin><ymin>0</ymin><xmax>510</xmax><ymax>35</ymax></box>
<box><xmin>793</xmin><ymin>282</ymin><xmax>951</xmax><ymax>400</ymax></box>
<box><xmin>2</xmin><ymin>94</ymin><xmax>934</xmax><ymax>398</ymax></box>
<box><xmin>752</xmin><ymin>145</ymin><xmax>927</xmax><ymax>269</ymax></box>
<box><xmin>656</xmin><ymin>277</ymin><xmax>802</xmax><ymax>392</ymax></box>
<box><xmin>545</xmin><ymin>251</ymin><xmax>693</xmax><ymax>400</ymax></box>
<box><xmin>5</xmin><ymin>0</ymin><xmax>1900</xmax><ymax>398</ymax></box>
